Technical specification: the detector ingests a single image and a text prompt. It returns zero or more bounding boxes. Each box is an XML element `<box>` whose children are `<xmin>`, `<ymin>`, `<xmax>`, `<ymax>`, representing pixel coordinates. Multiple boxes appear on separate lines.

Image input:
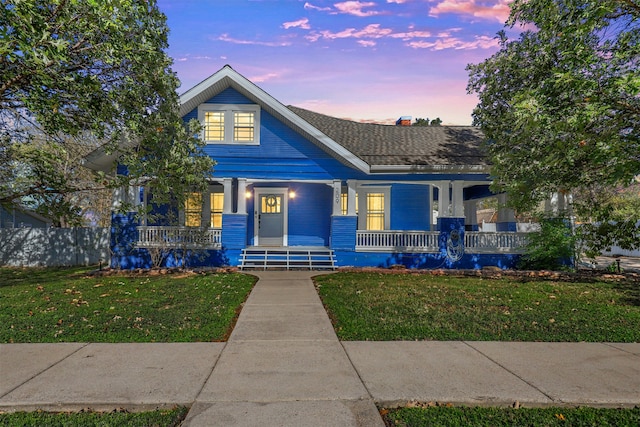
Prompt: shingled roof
<box><xmin>288</xmin><ymin>106</ymin><xmax>490</xmax><ymax>169</ymax></box>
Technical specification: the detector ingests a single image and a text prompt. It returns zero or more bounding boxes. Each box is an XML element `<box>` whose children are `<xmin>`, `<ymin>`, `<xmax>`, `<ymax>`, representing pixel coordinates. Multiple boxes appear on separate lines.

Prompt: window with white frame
<box><xmin>183</xmin><ymin>188</ymin><xmax>224</xmax><ymax>227</ymax></box>
<box><xmin>198</xmin><ymin>104</ymin><xmax>260</xmax><ymax>144</ymax></box>
<box><xmin>357</xmin><ymin>187</ymin><xmax>390</xmax><ymax>230</ymax></box>
<box><xmin>210</xmin><ymin>192</ymin><xmax>224</xmax><ymax>228</ymax></box>
<box><xmin>185</xmin><ymin>192</ymin><xmax>203</xmax><ymax>227</ymax></box>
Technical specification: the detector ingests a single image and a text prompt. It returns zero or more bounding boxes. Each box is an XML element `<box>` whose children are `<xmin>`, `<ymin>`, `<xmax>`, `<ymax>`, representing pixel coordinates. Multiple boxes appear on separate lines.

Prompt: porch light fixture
<box><xmin>289</xmin><ymin>191</ymin><xmax>296</xmax><ymax>199</ymax></box>
<box><xmin>245</xmin><ymin>191</ymin><xmax>252</xmax><ymax>198</ymax></box>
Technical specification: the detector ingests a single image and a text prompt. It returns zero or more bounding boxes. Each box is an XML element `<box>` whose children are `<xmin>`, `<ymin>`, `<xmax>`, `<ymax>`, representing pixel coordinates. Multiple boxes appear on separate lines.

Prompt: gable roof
<box><xmin>86</xmin><ymin>65</ymin><xmax>490</xmax><ymax>175</ymax></box>
<box><xmin>288</xmin><ymin>106</ymin><xmax>490</xmax><ymax>174</ymax></box>
<box><xmin>180</xmin><ymin>65</ymin><xmax>371</xmax><ymax>173</ymax></box>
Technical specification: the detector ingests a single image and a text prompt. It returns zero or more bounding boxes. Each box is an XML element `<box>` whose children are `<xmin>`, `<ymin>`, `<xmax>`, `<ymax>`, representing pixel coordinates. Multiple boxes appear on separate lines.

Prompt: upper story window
<box><xmin>198</xmin><ymin>104</ymin><xmax>260</xmax><ymax>145</ymax></box>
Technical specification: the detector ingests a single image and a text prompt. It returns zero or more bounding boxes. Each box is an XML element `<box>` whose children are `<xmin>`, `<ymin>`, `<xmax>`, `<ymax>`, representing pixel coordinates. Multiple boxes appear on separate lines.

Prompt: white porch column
<box><xmin>237</xmin><ymin>178</ymin><xmax>247</xmax><ymax>214</ymax></box>
<box><xmin>435</xmin><ymin>182</ymin><xmax>449</xmax><ymax>218</ymax></box>
<box><xmin>112</xmin><ymin>185</ymin><xmax>140</xmax><ymax>210</ymax></box>
<box><xmin>545</xmin><ymin>191</ymin><xmax>571</xmax><ymax>216</ymax></box>
<box><xmin>222</xmin><ymin>178</ymin><xmax>233</xmax><ymax>214</ymax></box>
<box><xmin>451</xmin><ymin>181</ymin><xmax>465</xmax><ymax>217</ymax></box>
<box><xmin>141</xmin><ymin>186</ymin><xmax>148</xmax><ymax>226</ymax></box>
<box><xmin>332</xmin><ymin>180</ymin><xmax>342</xmax><ymax>216</ymax></box>
<box><xmin>347</xmin><ymin>179</ymin><xmax>357</xmax><ymax>216</ymax></box>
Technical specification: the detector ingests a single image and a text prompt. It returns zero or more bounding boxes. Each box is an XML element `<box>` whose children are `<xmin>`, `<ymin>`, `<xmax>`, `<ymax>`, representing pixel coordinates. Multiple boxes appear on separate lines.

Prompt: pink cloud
<box><xmin>283</xmin><ymin>18</ymin><xmax>311</xmax><ymax>30</ymax></box>
<box><xmin>407</xmin><ymin>34</ymin><xmax>499</xmax><ymax>50</ymax></box>
<box><xmin>357</xmin><ymin>40</ymin><xmax>377</xmax><ymax>47</ymax></box>
<box><xmin>390</xmin><ymin>30</ymin><xmax>433</xmax><ymax>39</ymax></box>
<box><xmin>217</xmin><ymin>34</ymin><xmax>292</xmax><ymax>47</ymax></box>
<box><xmin>429</xmin><ymin>0</ymin><xmax>511</xmax><ymax>23</ymax></box>
<box><xmin>334</xmin><ymin>1</ymin><xmax>381</xmax><ymax>17</ymax></box>
<box><xmin>311</xmin><ymin>23</ymin><xmax>394</xmax><ymax>40</ymax></box>
<box><xmin>304</xmin><ymin>2</ymin><xmax>332</xmax><ymax>12</ymax></box>
<box><xmin>249</xmin><ymin>72</ymin><xmax>281</xmax><ymax>83</ymax></box>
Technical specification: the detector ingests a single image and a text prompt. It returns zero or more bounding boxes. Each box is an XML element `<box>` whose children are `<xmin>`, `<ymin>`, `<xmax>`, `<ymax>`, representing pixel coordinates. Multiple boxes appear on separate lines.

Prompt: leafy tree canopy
<box><xmin>467</xmin><ymin>0</ymin><xmax>639</xmax><ymax>251</ymax></box>
<box><xmin>412</xmin><ymin>117</ymin><xmax>442</xmax><ymax>126</ymax></box>
<box><xmin>0</xmin><ymin>0</ymin><xmax>213</xmax><ymax>223</ymax></box>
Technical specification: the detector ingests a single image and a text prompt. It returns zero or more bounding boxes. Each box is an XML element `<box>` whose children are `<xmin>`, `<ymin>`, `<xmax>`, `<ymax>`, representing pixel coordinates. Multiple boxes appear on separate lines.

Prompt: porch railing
<box><xmin>356</xmin><ymin>230</ymin><xmax>528</xmax><ymax>253</ymax></box>
<box><xmin>464</xmin><ymin>232</ymin><xmax>529</xmax><ymax>253</ymax></box>
<box><xmin>136</xmin><ymin>226</ymin><xmax>222</xmax><ymax>249</ymax></box>
<box><xmin>356</xmin><ymin>231</ymin><xmax>440</xmax><ymax>252</ymax></box>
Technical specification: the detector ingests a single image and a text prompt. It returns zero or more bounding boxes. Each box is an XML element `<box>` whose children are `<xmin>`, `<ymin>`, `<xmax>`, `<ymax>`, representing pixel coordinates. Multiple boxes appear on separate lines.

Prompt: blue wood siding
<box><xmin>390</xmin><ymin>184</ymin><xmax>431</xmax><ymax>231</ymax></box>
<box><xmin>221</xmin><ymin>214</ymin><xmax>248</xmax><ymax>249</ymax></box>
<box><xmin>331</xmin><ymin>216</ymin><xmax>357</xmax><ymax>251</ymax></box>
<box><xmin>287</xmin><ymin>184</ymin><xmax>331</xmax><ymax>246</ymax></box>
<box><xmin>335</xmin><ymin>251</ymin><xmax>520</xmax><ymax>270</ymax></box>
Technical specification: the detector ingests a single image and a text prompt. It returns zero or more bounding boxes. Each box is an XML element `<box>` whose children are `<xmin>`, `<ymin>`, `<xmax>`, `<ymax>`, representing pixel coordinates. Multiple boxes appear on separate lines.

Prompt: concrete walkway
<box><xmin>1</xmin><ymin>271</ymin><xmax>639</xmax><ymax>426</ymax></box>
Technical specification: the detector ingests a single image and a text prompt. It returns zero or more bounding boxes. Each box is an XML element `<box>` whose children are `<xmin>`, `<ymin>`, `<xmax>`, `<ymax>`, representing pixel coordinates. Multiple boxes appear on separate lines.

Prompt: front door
<box><xmin>255</xmin><ymin>189</ymin><xmax>287</xmax><ymax>246</ymax></box>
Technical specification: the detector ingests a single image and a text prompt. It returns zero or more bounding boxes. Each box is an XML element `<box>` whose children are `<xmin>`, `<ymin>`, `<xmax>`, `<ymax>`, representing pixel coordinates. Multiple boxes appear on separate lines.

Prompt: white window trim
<box><xmin>356</xmin><ymin>185</ymin><xmax>391</xmax><ymax>230</ymax></box>
<box><xmin>179</xmin><ymin>186</ymin><xmax>224</xmax><ymax>228</ymax></box>
<box><xmin>198</xmin><ymin>104</ymin><xmax>260</xmax><ymax>145</ymax></box>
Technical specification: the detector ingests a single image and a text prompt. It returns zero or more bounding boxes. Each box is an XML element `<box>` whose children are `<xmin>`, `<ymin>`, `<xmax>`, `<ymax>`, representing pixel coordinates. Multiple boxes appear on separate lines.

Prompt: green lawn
<box><xmin>0</xmin><ymin>267</ymin><xmax>256</xmax><ymax>343</ymax></box>
<box><xmin>314</xmin><ymin>272</ymin><xmax>640</xmax><ymax>342</ymax></box>
<box><xmin>0</xmin><ymin>407</ymin><xmax>187</xmax><ymax>427</ymax></box>
<box><xmin>384</xmin><ymin>405</ymin><xmax>640</xmax><ymax>427</ymax></box>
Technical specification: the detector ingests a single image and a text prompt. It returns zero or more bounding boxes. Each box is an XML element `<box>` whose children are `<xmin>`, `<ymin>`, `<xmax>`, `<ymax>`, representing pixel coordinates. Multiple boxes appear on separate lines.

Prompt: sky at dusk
<box><xmin>157</xmin><ymin>0</ymin><xmax>513</xmax><ymax>125</ymax></box>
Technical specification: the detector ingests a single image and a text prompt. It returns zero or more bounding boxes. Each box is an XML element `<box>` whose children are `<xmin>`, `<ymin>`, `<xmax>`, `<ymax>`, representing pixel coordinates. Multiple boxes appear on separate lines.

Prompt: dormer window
<box><xmin>198</xmin><ymin>104</ymin><xmax>260</xmax><ymax>144</ymax></box>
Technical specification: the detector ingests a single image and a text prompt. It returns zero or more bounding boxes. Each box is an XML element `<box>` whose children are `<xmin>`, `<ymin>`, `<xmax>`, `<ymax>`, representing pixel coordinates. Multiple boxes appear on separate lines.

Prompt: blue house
<box><xmin>99</xmin><ymin>65</ymin><xmax>532</xmax><ymax>270</ymax></box>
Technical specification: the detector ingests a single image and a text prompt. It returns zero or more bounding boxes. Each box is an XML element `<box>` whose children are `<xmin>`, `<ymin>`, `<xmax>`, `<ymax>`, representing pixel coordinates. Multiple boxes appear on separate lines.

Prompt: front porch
<box><xmin>117</xmin><ymin>178</ymin><xmax>549</xmax><ymax>270</ymax></box>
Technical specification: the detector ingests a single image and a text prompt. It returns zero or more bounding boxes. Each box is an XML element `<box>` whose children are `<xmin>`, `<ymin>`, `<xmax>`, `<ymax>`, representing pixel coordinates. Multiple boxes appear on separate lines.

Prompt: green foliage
<box><xmin>0</xmin><ymin>0</ymin><xmax>214</xmax><ymax>223</ymax></box>
<box><xmin>467</xmin><ymin>0</ymin><xmax>640</xmax><ymax>252</ymax></box>
<box><xmin>385</xmin><ymin>405</ymin><xmax>640</xmax><ymax>427</ymax></box>
<box><xmin>0</xmin><ymin>407</ymin><xmax>188</xmax><ymax>427</ymax></box>
<box><xmin>576</xmin><ymin>184</ymin><xmax>640</xmax><ymax>258</ymax></box>
<box><xmin>314</xmin><ymin>272</ymin><xmax>640</xmax><ymax>342</ymax></box>
<box><xmin>518</xmin><ymin>217</ymin><xmax>577</xmax><ymax>271</ymax></box>
<box><xmin>412</xmin><ymin>117</ymin><xmax>442</xmax><ymax>126</ymax></box>
<box><xmin>0</xmin><ymin>267</ymin><xmax>256</xmax><ymax>343</ymax></box>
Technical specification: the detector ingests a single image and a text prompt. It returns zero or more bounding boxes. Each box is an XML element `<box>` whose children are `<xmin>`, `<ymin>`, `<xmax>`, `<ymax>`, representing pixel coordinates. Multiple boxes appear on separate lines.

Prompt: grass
<box><xmin>0</xmin><ymin>266</ymin><xmax>256</xmax><ymax>343</ymax></box>
<box><xmin>383</xmin><ymin>405</ymin><xmax>640</xmax><ymax>427</ymax></box>
<box><xmin>314</xmin><ymin>272</ymin><xmax>640</xmax><ymax>342</ymax></box>
<box><xmin>0</xmin><ymin>407</ymin><xmax>188</xmax><ymax>427</ymax></box>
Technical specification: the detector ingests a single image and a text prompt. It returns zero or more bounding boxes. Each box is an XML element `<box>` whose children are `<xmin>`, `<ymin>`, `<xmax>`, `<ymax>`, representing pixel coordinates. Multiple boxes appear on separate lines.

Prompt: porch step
<box><xmin>239</xmin><ymin>248</ymin><xmax>336</xmax><ymax>271</ymax></box>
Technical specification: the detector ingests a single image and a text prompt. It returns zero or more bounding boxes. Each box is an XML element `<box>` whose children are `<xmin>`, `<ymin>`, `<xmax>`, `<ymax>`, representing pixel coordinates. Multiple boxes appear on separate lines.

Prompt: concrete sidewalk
<box><xmin>1</xmin><ymin>271</ymin><xmax>639</xmax><ymax>426</ymax></box>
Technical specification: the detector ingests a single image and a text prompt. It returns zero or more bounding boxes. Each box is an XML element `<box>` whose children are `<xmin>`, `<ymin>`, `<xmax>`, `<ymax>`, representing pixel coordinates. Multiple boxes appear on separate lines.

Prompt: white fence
<box><xmin>0</xmin><ymin>227</ymin><xmax>109</xmax><ymax>267</ymax></box>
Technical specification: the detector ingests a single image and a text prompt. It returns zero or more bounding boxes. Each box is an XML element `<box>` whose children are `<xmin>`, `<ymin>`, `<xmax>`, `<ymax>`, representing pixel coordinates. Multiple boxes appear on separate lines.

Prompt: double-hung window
<box><xmin>210</xmin><ymin>192</ymin><xmax>224</xmax><ymax>228</ymax></box>
<box><xmin>199</xmin><ymin>104</ymin><xmax>260</xmax><ymax>145</ymax></box>
<box><xmin>357</xmin><ymin>187</ymin><xmax>390</xmax><ymax>230</ymax></box>
<box><xmin>184</xmin><ymin>190</ymin><xmax>224</xmax><ymax>227</ymax></box>
<box><xmin>185</xmin><ymin>193</ymin><xmax>203</xmax><ymax>227</ymax></box>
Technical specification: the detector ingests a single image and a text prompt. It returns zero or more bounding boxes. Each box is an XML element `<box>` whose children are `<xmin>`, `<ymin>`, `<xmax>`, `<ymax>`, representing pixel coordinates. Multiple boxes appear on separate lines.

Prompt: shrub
<box><xmin>518</xmin><ymin>216</ymin><xmax>576</xmax><ymax>271</ymax></box>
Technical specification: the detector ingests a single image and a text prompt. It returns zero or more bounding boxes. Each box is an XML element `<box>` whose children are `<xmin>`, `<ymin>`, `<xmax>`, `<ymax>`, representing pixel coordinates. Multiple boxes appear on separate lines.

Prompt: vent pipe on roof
<box><xmin>396</xmin><ymin>116</ymin><xmax>412</xmax><ymax>126</ymax></box>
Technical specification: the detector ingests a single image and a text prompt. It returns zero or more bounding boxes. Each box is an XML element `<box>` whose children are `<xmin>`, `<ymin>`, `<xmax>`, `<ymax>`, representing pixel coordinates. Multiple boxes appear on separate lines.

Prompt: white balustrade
<box><xmin>136</xmin><ymin>226</ymin><xmax>222</xmax><ymax>249</ymax></box>
<box><xmin>464</xmin><ymin>232</ymin><xmax>528</xmax><ymax>253</ymax></box>
<box><xmin>356</xmin><ymin>231</ymin><xmax>440</xmax><ymax>252</ymax></box>
<box><xmin>356</xmin><ymin>230</ymin><xmax>528</xmax><ymax>253</ymax></box>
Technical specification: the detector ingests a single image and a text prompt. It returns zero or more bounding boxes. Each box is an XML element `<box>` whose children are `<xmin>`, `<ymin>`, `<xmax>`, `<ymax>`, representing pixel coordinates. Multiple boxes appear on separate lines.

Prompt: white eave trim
<box><xmin>369</xmin><ymin>164</ymin><xmax>491</xmax><ymax>174</ymax></box>
<box><xmin>179</xmin><ymin>66</ymin><xmax>371</xmax><ymax>174</ymax></box>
